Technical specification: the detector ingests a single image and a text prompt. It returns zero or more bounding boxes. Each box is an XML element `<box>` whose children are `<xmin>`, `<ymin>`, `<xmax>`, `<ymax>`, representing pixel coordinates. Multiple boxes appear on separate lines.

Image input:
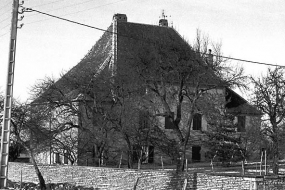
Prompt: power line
<box><xmin>0</xmin><ymin>31</ymin><xmax>9</xmax><ymax>39</ymax></box>
<box><xmin>26</xmin><ymin>0</ymin><xmax>95</xmax><ymax>17</ymax></box>
<box><xmin>217</xmin><ymin>56</ymin><xmax>281</xmax><ymax>68</ymax></box>
<box><xmin>25</xmin><ymin>8</ymin><xmax>147</xmax><ymax>42</ymax></box>
<box><xmin>24</xmin><ymin>8</ymin><xmax>285</xmax><ymax>68</ymax></box>
<box><xmin>0</xmin><ymin>9</ymin><xmax>10</xmax><ymax>18</ymax></box>
<box><xmin>24</xmin><ymin>0</ymin><xmax>126</xmax><ymax>25</ymax></box>
<box><xmin>0</xmin><ymin>23</ymin><xmax>10</xmax><ymax>31</ymax></box>
<box><xmin>32</xmin><ymin>0</ymin><xmax>65</xmax><ymax>9</ymax></box>
<box><xmin>0</xmin><ymin>16</ymin><xmax>10</xmax><ymax>25</ymax></box>
<box><xmin>0</xmin><ymin>0</ymin><xmax>11</xmax><ymax>11</ymax></box>
<box><xmin>56</xmin><ymin>0</ymin><xmax>127</xmax><ymax>15</ymax></box>
<box><xmin>26</xmin><ymin>0</ymin><xmax>126</xmax><ymax>18</ymax></box>
<box><xmin>26</xmin><ymin>8</ymin><xmax>110</xmax><ymax>33</ymax></box>
<box><xmin>47</xmin><ymin>0</ymin><xmax>98</xmax><ymax>12</ymax></box>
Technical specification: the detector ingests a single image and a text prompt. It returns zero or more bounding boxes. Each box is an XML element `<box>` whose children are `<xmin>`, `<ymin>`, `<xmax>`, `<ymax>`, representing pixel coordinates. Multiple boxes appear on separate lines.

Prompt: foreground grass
<box><xmin>7</xmin><ymin>180</ymin><xmax>95</xmax><ymax>190</ymax></box>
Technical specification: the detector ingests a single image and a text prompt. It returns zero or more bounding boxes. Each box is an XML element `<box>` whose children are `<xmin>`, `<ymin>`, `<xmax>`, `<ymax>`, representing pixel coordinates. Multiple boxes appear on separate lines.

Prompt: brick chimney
<box><xmin>159</xmin><ymin>10</ymin><xmax>168</xmax><ymax>27</ymax></box>
<box><xmin>113</xmin><ymin>13</ymin><xmax>127</xmax><ymax>22</ymax></box>
<box><xmin>110</xmin><ymin>14</ymin><xmax>127</xmax><ymax>76</ymax></box>
<box><xmin>207</xmin><ymin>49</ymin><xmax>213</xmax><ymax>65</ymax></box>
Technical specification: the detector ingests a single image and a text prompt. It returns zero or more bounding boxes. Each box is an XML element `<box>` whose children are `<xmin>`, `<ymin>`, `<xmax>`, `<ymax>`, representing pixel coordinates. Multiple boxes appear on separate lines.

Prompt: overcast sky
<box><xmin>0</xmin><ymin>0</ymin><xmax>284</xmax><ymax>101</ymax></box>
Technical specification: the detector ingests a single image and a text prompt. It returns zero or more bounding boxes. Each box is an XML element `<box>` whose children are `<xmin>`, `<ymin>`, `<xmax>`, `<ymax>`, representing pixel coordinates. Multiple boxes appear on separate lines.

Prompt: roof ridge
<box><xmin>120</xmin><ymin>21</ymin><xmax>174</xmax><ymax>30</ymax></box>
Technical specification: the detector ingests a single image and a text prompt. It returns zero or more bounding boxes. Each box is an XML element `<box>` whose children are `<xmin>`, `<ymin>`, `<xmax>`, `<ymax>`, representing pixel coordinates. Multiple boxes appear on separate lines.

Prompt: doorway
<box><xmin>192</xmin><ymin>146</ymin><xmax>201</xmax><ymax>162</ymax></box>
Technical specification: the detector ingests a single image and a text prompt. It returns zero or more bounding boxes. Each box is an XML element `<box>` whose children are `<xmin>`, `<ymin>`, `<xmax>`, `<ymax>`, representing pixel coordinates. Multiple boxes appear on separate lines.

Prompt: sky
<box><xmin>0</xmin><ymin>0</ymin><xmax>284</xmax><ymax>102</ymax></box>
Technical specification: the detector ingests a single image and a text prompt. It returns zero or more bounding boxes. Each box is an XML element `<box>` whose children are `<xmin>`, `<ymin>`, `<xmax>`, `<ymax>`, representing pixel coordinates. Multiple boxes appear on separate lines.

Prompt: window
<box><xmin>139</xmin><ymin>111</ymin><xmax>149</xmax><ymax>129</ymax></box>
<box><xmin>237</xmin><ymin>116</ymin><xmax>246</xmax><ymax>132</ymax></box>
<box><xmin>55</xmin><ymin>153</ymin><xmax>60</xmax><ymax>164</ymax></box>
<box><xmin>148</xmin><ymin>146</ymin><xmax>154</xmax><ymax>164</ymax></box>
<box><xmin>192</xmin><ymin>146</ymin><xmax>201</xmax><ymax>162</ymax></box>
<box><xmin>193</xmin><ymin>113</ymin><xmax>202</xmax><ymax>130</ymax></box>
<box><xmin>165</xmin><ymin>112</ymin><xmax>175</xmax><ymax>129</ymax></box>
<box><xmin>64</xmin><ymin>151</ymin><xmax>68</xmax><ymax>164</ymax></box>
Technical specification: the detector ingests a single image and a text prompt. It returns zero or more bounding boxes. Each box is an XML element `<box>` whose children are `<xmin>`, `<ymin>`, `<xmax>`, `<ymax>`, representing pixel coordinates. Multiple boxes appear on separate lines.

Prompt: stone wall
<box><xmin>8</xmin><ymin>162</ymin><xmax>285</xmax><ymax>189</ymax></box>
<box><xmin>257</xmin><ymin>175</ymin><xmax>285</xmax><ymax>190</ymax></box>
<box><xmin>9</xmin><ymin>163</ymin><xmax>191</xmax><ymax>189</ymax></box>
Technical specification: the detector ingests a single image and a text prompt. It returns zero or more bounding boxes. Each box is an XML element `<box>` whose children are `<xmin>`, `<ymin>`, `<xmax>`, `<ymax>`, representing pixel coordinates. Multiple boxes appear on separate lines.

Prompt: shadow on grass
<box><xmin>7</xmin><ymin>180</ymin><xmax>98</xmax><ymax>190</ymax></box>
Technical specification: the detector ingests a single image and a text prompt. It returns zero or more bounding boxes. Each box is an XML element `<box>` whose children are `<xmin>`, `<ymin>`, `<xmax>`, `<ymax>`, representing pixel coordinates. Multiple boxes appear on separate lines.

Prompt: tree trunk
<box><xmin>20</xmin><ymin>140</ymin><xmax>46</xmax><ymax>190</ymax></box>
<box><xmin>29</xmin><ymin>151</ymin><xmax>46</xmax><ymax>190</ymax></box>
<box><xmin>128</xmin><ymin>150</ymin><xmax>134</xmax><ymax>169</ymax></box>
<box><xmin>175</xmin><ymin>94</ymin><xmax>197</xmax><ymax>173</ymax></box>
<box><xmin>176</xmin><ymin>145</ymin><xmax>184</xmax><ymax>173</ymax></box>
<box><xmin>124</xmin><ymin>134</ymin><xmax>134</xmax><ymax>168</ymax></box>
<box><xmin>176</xmin><ymin>111</ymin><xmax>195</xmax><ymax>173</ymax></box>
<box><xmin>272</xmin><ymin>140</ymin><xmax>279</xmax><ymax>175</ymax></box>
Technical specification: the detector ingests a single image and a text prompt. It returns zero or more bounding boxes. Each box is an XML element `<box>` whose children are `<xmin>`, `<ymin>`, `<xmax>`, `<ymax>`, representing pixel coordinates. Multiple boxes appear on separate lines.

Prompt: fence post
<box><xmin>119</xmin><ymin>152</ymin><xmax>122</xmax><ymax>168</ymax></box>
<box><xmin>242</xmin><ymin>160</ymin><xmax>245</xmax><ymax>175</ymax></box>
<box><xmin>20</xmin><ymin>169</ymin><xmax>22</xmax><ymax>189</ymax></box>
<box><xmin>264</xmin><ymin>150</ymin><xmax>267</xmax><ymax>175</ymax></box>
<box><xmin>185</xmin><ymin>159</ymin><xmax>188</xmax><ymax>173</ymax></box>
<box><xmin>182</xmin><ymin>178</ymin><xmax>187</xmax><ymax>190</ymax></box>
<box><xmin>260</xmin><ymin>151</ymin><xmax>263</xmax><ymax>175</ymax></box>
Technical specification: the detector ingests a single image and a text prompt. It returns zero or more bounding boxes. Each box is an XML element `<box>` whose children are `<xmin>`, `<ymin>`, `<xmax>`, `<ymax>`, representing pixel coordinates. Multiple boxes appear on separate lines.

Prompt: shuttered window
<box><xmin>165</xmin><ymin>112</ymin><xmax>175</xmax><ymax>129</ymax></box>
<box><xmin>237</xmin><ymin>116</ymin><xmax>246</xmax><ymax>132</ymax></box>
<box><xmin>139</xmin><ymin>111</ymin><xmax>149</xmax><ymax>129</ymax></box>
<box><xmin>193</xmin><ymin>113</ymin><xmax>202</xmax><ymax>130</ymax></box>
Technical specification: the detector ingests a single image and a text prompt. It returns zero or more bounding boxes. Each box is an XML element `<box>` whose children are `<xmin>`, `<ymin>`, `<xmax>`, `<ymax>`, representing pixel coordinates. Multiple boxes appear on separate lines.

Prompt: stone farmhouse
<box><xmin>34</xmin><ymin>13</ymin><xmax>261</xmax><ymax>166</ymax></box>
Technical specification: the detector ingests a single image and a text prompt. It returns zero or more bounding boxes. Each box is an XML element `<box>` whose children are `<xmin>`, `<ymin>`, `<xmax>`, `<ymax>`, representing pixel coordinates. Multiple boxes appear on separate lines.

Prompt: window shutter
<box><xmin>148</xmin><ymin>146</ymin><xmax>154</xmax><ymax>163</ymax></box>
<box><xmin>139</xmin><ymin>111</ymin><xmax>149</xmax><ymax>129</ymax></box>
<box><xmin>64</xmin><ymin>151</ymin><xmax>68</xmax><ymax>164</ymax></box>
<box><xmin>55</xmin><ymin>153</ymin><xmax>60</xmax><ymax>164</ymax></box>
<box><xmin>165</xmin><ymin>112</ymin><xmax>175</xmax><ymax>129</ymax></box>
<box><xmin>193</xmin><ymin>113</ymin><xmax>202</xmax><ymax>130</ymax></box>
<box><xmin>237</xmin><ymin>116</ymin><xmax>246</xmax><ymax>132</ymax></box>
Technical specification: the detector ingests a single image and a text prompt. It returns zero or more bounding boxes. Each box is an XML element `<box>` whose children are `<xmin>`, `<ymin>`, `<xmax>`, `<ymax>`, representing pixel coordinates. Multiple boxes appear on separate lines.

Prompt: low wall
<box><xmin>258</xmin><ymin>175</ymin><xmax>285</xmax><ymax>189</ymax></box>
<box><xmin>8</xmin><ymin>162</ymin><xmax>285</xmax><ymax>189</ymax></box>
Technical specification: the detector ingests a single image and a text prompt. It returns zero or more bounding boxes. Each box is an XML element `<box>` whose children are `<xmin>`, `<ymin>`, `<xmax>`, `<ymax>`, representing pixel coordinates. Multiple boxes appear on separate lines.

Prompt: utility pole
<box><xmin>0</xmin><ymin>0</ymin><xmax>22</xmax><ymax>187</ymax></box>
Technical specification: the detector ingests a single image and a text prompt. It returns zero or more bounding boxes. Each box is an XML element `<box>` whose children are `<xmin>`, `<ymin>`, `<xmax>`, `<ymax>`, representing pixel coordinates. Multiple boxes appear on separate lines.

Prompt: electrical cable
<box><xmin>0</xmin><ymin>31</ymin><xmax>9</xmax><ymax>39</ymax></box>
<box><xmin>26</xmin><ymin>0</ymin><xmax>95</xmax><ymax>17</ymax></box>
<box><xmin>0</xmin><ymin>23</ymin><xmax>10</xmax><ymax>31</ymax></box>
<box><xmin>0</xmin><ymin>16</ymin><xmax>10</xmax><ymax>25</ymax></box>
<box><xmin>58</xmin><ymin>0</ymin><xmax>127</xmax><ymax>17</ymax></box>
<box><xmin>25</xmin><ymin>8</ymin><xmax>148</xmax><ymax>43</ymax></box>
<box><xmin>26</xmin><ymin>8</ymin><xmax>111</xmax><ymax>33</ymax></box>
<box><xmin>32</xmin><ymin>0</ymin><xmax>65</xmax><ymax>9</ymax></box>
<box><xmin>26</xmin><ymin>0</ymin><xmax>126</xmax><ymax>18</ymax></box>
<box><xmin>0</xmin><ymin>9</ymin><xmax>10</xmax><ymax>18</ymax></box>
<box><xmin>0</xmin><ymin>0</ymin><xmax>11</xmax><ymax>11</ymax></box>
<box><xmin>47</xmin><ymin>0</ymin><xmax>99</xmax><ymax>12</ymax></box>
<box><xmin>24</xmin><ymin>0</ymin><xmax>126</xmax><ymax>26</ymax></box>
<box><xmin>24</xmin><ymin>8</ymin><xmax>285</xmax><ymax>68</ymax></box>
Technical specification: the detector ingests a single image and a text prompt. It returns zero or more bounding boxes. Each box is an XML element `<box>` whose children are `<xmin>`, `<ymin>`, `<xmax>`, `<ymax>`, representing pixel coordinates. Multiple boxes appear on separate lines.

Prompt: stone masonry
<box><xmin>8</xmin><ymin>162</ymin><xmax>285</xmax><ymax>189</ymax></box>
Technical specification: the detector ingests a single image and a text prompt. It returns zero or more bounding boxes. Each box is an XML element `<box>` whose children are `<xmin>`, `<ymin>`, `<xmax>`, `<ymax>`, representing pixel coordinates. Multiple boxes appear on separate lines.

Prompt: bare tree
<box><xmin>30</xmin><ymin>73</ymin><xmax>151</xmax><ymax>168</ymax></box>
<box><xmin>134</xmin><ymin>30</ymin><xmax>246</xmax><ymax>172</ymax></box>
<box><xmin>10</xmin><ymin>103</ymin><xmax>50</xmax><ymax>190</ymax></box>
<box><xmin>92</xmin><ymin>85</ymin><xmax>156</xmax><ymax>168</ymax></box>
<box><xmin>29</xmin><ymin>28</ymin><xmax>246</xmax><ymax>172</ymax></box>
<box><xmin>52</xmin><ymin>127</ymin><xmax>78</xmax><ymax>165</ymax></box>
<box><xmin>251</xmin><ymin>67</ymin><xmax>285</xmax><ymax>174</ymax></box>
